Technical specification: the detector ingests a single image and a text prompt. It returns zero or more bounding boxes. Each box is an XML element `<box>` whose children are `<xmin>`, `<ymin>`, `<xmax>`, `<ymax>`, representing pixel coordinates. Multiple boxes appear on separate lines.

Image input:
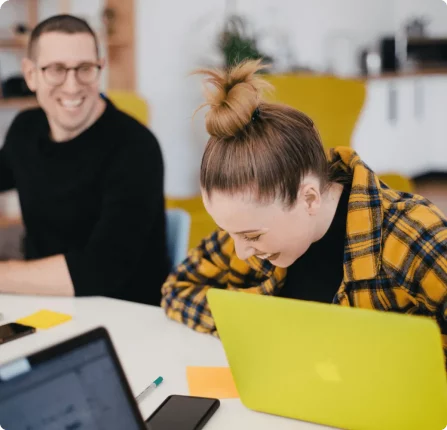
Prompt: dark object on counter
<box><xmin>102</xmin><ymin>7</ymin><xmax>117</xmax><ymax>36</ymax></box>
<box><xmin>359</xmin><ymin>49</ymin><xmax>369</xmax><ymax>75</ymax></box>
<box><xmin>359</xmin><ymin>48</ymin><xmax>382</xmax><ymax>76</ymax></box>
<box><xmin>360</xmin><ymin>37</ymin><xmax>399</xmax><ymax>75</ymax></box>
<box><xmin>412</xmin><ymin>171</ymin><xmax>447</xmax><ymax>183</ymax></box>
<box><xmin>378</xmin><ymin>35</ymin><xmax>447</xmax><ymax>73</ymax></box>
<box><xmin>380</xmin><ymin>37</ymin><xmax>399</xmax><ymax>72</ymax></box>
<box><xmin>407</xmin><ymin>38</ymin><xmax>447</xmax><ymax>68</ymax></box>
<box><xmin>13</xmin><ymin>23</ymin><xmax>30</xmax><ymax>36</ymax></box>
<box><xmin>1</xmin><ymin>76</ymin><xmax>34</xmax><ymax>98</ymax></box>
<box><xmin>405</xmin><ymin>18</ymin><xmax>429</xmax><ymax>39</ymax></box>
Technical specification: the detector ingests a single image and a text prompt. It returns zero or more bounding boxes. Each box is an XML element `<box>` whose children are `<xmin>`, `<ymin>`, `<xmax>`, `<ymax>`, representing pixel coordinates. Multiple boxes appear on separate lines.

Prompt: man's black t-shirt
<box><xmin>0</xmin><ymin>98</ymin><xmax>169</xmax><ymax>305</ymax></box>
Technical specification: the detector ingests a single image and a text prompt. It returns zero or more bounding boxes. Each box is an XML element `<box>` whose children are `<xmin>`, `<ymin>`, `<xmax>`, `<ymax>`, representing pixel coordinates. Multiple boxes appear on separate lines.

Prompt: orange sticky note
<box><xmin>186</xmin><ymin>366</ymin><xmax>239</xmax><ymax>399</ymax></box>
<box><xmin>16</xmin><ymin>309</ymin><xmax>72</xmax><ymax>330</ymax></box>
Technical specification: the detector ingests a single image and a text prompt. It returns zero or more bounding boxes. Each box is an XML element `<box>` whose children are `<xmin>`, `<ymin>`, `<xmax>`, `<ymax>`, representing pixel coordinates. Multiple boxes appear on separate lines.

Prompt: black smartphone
<box><xmin>145</xmin><ymin>395</ymin><xmax>220</xmax><ymax>430</ymax></box>
<box><xmin>0</xmin><ymin>322</ymin><xmax>36</xmax><ymax>345</ymax></box>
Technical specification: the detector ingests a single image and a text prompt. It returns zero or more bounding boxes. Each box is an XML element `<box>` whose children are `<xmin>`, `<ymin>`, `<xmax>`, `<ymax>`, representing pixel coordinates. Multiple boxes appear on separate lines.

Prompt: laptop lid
<box><xmin>0</xmin><ymin>327</ymin><xmax>147</xmax><ymax>430</ymax></box>
<box><xmin>207</xmin><ymin>289</ymin><xmax>447</xmax><ymax>430</ymax></box>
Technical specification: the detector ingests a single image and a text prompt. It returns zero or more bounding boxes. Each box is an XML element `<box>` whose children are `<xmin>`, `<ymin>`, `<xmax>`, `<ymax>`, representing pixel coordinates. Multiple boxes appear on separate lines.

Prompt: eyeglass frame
<box><xmin>38</xmin><ymin>62</ymin><xmax>103</xmax><ymax>86</ymax></box>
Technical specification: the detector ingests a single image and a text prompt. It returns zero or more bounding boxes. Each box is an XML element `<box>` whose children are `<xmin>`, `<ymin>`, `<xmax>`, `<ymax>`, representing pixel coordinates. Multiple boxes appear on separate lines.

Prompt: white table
<box><xmin>0</xmin><ymin>294</ymin><xmax>332</xmax><ymax>430</ymax></box>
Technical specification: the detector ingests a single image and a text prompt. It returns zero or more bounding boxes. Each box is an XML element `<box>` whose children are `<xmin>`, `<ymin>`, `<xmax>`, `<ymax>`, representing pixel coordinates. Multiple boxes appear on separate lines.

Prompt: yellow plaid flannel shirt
<box><xmin>161</xmin><ymin>147</ymin><xmax>447</xmax><ymax>364</ymax></box>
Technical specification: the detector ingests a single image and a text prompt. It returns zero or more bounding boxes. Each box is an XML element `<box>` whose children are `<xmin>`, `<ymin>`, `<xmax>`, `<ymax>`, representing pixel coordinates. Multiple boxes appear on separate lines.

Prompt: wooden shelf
<box><xmin>106</xmin><ymin>0</ymin><xmax>135</xmax><ymax>91</ymax></box>
<box><xmin>363</xmin><ymin>67</ymin><xmax>447</xmax><ymax>80</ymax></box>
<box><xmin>107</xmin><ymin>39</ymin><xmax>130</xmax><ymax>49</ymax></box>
<box><xmin>0</xmin><ymin>216</ymin><xmax>22</xmax><ymax>228</ymax></box>
<box><xmin>0</xmin><ymin>97</ymin><xmax>38</xmax><ymax>110</ymax></box>
<box><xmin>0</xmin><ymin>39</ymin><xmax>28</xmax><ymax>50</ymax></box>
<box><xmin>408</xmin><ymin>38</ymin><xmax>447</xmax><ymax>45</ymax></box>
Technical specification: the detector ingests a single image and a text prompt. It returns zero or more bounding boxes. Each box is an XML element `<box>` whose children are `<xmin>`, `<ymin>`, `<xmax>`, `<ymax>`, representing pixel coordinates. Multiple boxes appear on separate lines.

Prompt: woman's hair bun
<box><xmin>195</xmin><ymin>59</ymin><xmax>272</xmax><ymax>138</ymax></box>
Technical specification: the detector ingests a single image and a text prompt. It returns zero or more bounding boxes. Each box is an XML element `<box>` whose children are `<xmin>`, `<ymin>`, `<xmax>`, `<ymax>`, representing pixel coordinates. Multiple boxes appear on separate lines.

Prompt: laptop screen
<box><xmin>0</xmin><ymin>335</ymin><xmax>144</xmax><ymax>430</ymax></box>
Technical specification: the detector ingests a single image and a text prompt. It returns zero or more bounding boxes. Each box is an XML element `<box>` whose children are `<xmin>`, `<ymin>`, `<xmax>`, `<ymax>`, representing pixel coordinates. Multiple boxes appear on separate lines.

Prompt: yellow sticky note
<box><xmin>16</xmin><ymin>309</ymin><xmax>72</xmax><ymax>330</ymax></box>
<box><xmin>186</xmin><ymin>366</ymin><xmax>239</xmax><ymax>399</ymax></box>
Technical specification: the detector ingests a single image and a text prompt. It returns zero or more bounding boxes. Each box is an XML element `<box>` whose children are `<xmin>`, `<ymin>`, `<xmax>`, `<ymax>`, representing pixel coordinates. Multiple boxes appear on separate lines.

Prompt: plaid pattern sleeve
<box><xmin>161</xmin><ymin>229</ymin><xmax>232</xmax><ymax>334</ymax></box>
<box><xmin>161</xmin><ymin>229</ymin><xmax>248</xmax><ymax>334</ymax></box>
<box><xmin>161</xmin><ymin>228</ymin><xmax>287</xmax><ymax>334</ymax></box>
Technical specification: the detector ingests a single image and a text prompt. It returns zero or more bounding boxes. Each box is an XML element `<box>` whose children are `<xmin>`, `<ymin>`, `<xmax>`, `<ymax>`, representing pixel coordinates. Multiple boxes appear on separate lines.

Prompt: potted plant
<box><xmin>218</xmin><ymin>14</ymin><xmax>273</xmax><ymax>70</ymax></box>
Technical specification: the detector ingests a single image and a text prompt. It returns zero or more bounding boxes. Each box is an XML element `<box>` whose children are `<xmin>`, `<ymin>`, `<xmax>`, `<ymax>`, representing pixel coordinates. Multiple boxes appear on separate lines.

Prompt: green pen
<box><xmin>136</xmin><ymin>376</ymin><xmax>163</xmax><ymax>403</ymax></box>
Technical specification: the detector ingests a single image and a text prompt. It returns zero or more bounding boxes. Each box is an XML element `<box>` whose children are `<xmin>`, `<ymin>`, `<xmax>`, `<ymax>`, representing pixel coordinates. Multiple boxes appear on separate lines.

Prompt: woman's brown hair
<box><xmin>196</xmin><ymin>59</ymin><xmax>341</xmax><ymax>209</ymax></box>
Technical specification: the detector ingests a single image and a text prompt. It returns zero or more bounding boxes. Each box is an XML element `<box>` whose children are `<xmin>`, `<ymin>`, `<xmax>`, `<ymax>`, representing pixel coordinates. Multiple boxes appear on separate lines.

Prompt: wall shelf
<box><xmin>0</xmin><ymin>0</ymin><xmax>136</xmax><ymax>101</ymax></box>
<box><xmin>0</xmin><ymin>39</ymin><xmax>28</xmax><ymax>50</ymax></box>
<box><xmin>0</xmin><ymin>97</ymin><xmax>38</xmax><ymax>110</ymax></box>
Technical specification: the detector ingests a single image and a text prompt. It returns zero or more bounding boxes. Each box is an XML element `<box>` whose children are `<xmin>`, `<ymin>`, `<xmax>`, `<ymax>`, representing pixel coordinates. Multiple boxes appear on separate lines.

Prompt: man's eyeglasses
<box><xmin>39</xmin><ymin>62</ymin><xmax>102</xmax><ymax>86</ymax></box>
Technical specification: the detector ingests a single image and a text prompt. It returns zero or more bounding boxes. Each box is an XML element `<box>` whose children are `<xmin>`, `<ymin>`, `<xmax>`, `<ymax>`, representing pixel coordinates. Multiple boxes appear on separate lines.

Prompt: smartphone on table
<box><xmin>145</xmin><ymin>395</ymin><xmax>220</xmax><ymax>430</ymax></box>
<box><xmin>0</xmin><ymin>322</ymin><xmax>36</xmax><ymax>345</ymax></box>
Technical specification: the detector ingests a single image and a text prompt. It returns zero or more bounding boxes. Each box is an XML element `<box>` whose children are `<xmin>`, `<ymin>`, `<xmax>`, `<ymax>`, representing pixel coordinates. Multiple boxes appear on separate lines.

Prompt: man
<box><xmin>0</xmin><ymin>15</ymin><xmax>169</xmax><ymax>305</ymax></box>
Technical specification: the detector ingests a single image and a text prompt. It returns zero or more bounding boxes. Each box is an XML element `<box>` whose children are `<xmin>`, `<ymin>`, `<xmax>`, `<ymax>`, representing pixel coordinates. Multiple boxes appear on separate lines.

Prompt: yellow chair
<box><xmin>107</xmin><ymin>90</ymin><xmax>151</xmax><ymax>127</ymax></box>
<box><xmin>263</xmin><ymin>74</ymin><xmax>414</xmax><ymax>193</ymax></box>
<box><xmin>166</xmin><ymin>196</ymin><xmax>217</xmax><ymax>250</ymax></box>
<box><xmin>378</xmin><ymin>173</ymin><xmax>414</xmax><ymax>194</ymax></box>
<box><xmin>264</xmin><ymin>74</ymin><xmax>366</xmax><ymax>149</ymax></box>
<box><xmin>380</xmin><ymin>176</ymin><xmax>414</xmax><ymax>193</ymax></box>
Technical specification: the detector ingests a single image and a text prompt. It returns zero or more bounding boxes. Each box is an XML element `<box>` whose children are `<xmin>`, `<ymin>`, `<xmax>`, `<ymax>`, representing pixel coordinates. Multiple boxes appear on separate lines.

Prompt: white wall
<box><xmin>234</xmin><ymin>0</ymin><xmax>395</xmax><ymax>74</ymax></box>
<box><xmin>135</xmin><ymin>0</ymin><xmax>447</xmax><ymax>198</ymax></box>
<box><xmin>136</xmin><ymin>0</ymin><xmax>226</xmax><ymax>198</ymax></box>
<box><xmin>36</xmin><ymin>0</ymin><xmax>104</xmax><ymax>33</ymax></box>
<box><xmin>1</xmin><ymin>0</ymin><xmax>447</xmax><ymax>199</ymax></box>
<box><xmin>394</xmin><ymin>0</ymin><xmax>447</xmax><ymax>36</ymax></box>
<box><xmin>135</xmin><ymin>0</ymin><xmax>397</xmax><ymax>197</ymax></box>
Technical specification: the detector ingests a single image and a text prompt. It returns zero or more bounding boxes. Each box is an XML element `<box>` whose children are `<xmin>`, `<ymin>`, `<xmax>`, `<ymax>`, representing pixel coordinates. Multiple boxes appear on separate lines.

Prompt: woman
<box><xmin>161</xmin><ymin>59</ymin><xmax>447</xmax><ymax>364</ymax></box>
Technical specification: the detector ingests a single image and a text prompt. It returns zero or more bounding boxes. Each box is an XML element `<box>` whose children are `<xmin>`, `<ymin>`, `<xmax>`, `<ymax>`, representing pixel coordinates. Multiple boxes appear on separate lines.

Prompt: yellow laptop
<box><xmin>207</xmin><ymin>289</ymin><xmax>447</xmax><ymax>430</ymax></box>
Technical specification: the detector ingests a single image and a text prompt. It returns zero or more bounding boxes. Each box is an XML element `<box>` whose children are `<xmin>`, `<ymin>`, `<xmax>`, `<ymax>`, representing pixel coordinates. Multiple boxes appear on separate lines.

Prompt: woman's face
<box><xmin>202</xmin><ymin>181</ymin><xmax>322</xmax><ymax>268</ymax></box>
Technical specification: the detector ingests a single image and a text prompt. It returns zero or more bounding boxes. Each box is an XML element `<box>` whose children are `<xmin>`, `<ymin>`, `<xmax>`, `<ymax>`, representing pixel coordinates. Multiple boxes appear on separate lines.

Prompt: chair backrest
<box><xmin>378</xmin><ymin>173</ymin><xmax>414</xmax><ymax>193</ymax></box>
<box><xmin>264</xmin><ymin>74</ymin><xmax>366</xmax><ymax>149</ymax></box>
<box><xmin>106</xmin><ymin>90</ymin><xmax>151</xmax><ymax>126</ymax></box>
<box><xmin>166</xmin><ymin>209</ymin><xmax>191</xmax><ymax>269</ymax></box>
<box><xmin>263</xmin><ymin>74</ymin><xmax>413</xmax><ymax>193</ymax></box>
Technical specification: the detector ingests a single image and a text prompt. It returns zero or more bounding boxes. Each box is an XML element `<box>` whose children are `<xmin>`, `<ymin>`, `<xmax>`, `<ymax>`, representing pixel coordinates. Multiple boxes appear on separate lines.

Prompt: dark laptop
<box><xmin>0</xmin><ymin>327</ymin><xmax>148</xmax><ymax>430</ymax></box>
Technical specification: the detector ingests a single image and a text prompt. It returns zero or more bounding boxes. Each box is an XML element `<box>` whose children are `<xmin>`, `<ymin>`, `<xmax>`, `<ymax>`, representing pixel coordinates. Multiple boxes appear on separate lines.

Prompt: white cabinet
<box><xmin>352</xmin><ymin>79</ymin><xmax>399</xmax><ymax>173</ymax></box>
<box><xmin>352</xmin><ymin>74</ymin><xmax>447</xmax><ymax>178</ymax></box>
<box><xmin>424</xmin><ymin>76</ymin><xmax>447</xmax><ymax>172</ymax></box>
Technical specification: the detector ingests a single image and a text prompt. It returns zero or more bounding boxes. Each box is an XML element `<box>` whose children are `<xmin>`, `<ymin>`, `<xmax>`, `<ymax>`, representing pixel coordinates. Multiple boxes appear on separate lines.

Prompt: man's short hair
<box><xmin>27</xmin><ymin>14</ymin><xmax>100</xmax><ymax>60</ymax></box>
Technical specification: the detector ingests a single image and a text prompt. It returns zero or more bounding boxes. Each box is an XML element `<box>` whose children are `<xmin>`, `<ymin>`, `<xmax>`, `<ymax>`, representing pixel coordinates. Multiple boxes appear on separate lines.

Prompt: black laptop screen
<box><xmin>0</xmin><ymin>337</ymin><xmax>144</xmax><ymax>430</ymax></box>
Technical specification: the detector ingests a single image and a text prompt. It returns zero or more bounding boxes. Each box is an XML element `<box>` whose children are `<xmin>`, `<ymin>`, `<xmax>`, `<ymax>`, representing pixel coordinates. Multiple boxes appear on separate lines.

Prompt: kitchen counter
<box><xmin>361</xmin><ymin>67</ymin><xmax>447</xmax><ymax>80</ymax></box>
